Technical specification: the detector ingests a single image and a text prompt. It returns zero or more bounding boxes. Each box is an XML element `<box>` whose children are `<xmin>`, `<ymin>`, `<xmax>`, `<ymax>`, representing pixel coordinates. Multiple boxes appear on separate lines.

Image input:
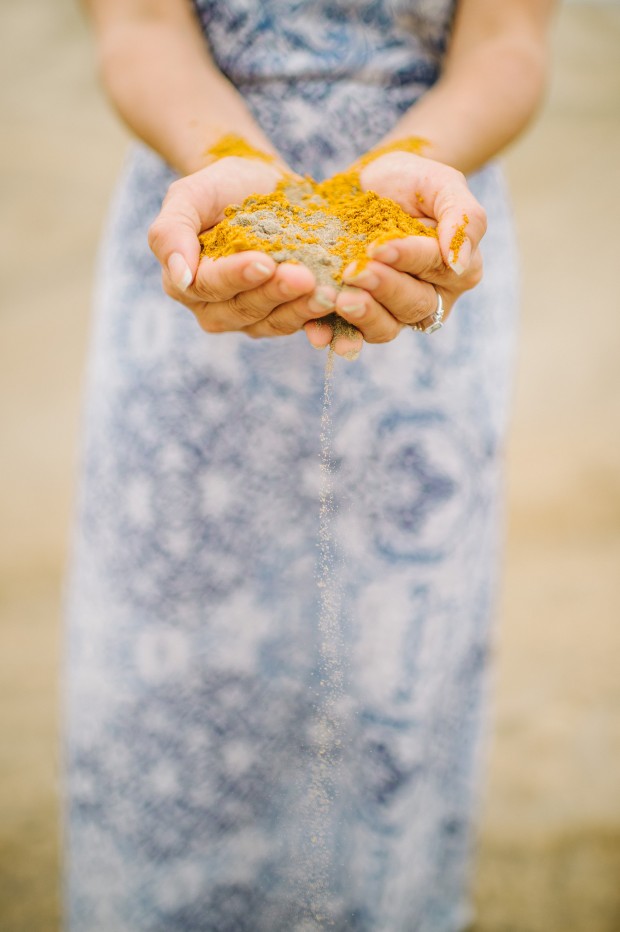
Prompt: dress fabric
<box><xmin>63</xmin><ymin>1</ymin><xmax>519</xmax><ymax>930</ymax></box>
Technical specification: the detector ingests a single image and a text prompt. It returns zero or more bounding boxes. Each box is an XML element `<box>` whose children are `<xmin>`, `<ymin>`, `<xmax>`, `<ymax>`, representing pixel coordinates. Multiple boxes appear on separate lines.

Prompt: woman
<box><xmin>65</xmin><ymin>1</ymin><xmax>554</xmax><ymax>929</ymax></box>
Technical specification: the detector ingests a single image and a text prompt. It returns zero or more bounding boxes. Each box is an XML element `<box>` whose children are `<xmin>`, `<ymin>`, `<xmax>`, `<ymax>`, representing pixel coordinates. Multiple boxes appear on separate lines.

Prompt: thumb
<box><xmin>148</xmin><ymin>178</ymin><xmax>213</xmax><ymax>291</ymax></box>
<box><xmin>431</xmin><ymin>175</ymin><xmax>487</xmax><ymax>275</ymax></box>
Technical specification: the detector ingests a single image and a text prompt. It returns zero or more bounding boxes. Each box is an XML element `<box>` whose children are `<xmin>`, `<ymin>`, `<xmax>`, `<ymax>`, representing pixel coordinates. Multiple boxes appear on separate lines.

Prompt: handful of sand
<box><xmin>199</xmin><ymin>169</ymin><xmax>437</xmax><ymax>350</ymax></box>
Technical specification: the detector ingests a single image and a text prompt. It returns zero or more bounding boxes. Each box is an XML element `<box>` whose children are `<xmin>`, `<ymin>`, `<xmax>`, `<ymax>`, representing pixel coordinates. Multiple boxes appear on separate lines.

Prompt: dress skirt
<box><xmin>63</xmin><ymin>2</ymin><xmax>519</xmax><ymax>929</ymax></box>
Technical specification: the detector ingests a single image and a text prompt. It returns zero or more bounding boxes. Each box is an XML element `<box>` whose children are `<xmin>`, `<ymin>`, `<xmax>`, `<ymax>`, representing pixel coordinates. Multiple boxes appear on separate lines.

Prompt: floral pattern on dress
<box><xmin>64</xmin><ymin>2</ymin><xmax>518</xmax><ymax>930</ymax></box>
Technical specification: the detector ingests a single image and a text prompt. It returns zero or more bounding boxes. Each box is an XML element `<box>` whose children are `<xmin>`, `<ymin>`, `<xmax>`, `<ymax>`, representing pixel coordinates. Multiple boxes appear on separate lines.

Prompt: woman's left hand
<box><xmin>304</xmin><ymin>150</ymin><xmax>486</xmax><ymax>353</ymax></box>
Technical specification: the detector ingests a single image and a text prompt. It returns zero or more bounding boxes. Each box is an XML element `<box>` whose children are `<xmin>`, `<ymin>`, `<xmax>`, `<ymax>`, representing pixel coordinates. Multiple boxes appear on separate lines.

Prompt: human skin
<box><xmin>86</xmin><ymin>0</ymin><xmax>556</xmax><ymax>358</ymax></box>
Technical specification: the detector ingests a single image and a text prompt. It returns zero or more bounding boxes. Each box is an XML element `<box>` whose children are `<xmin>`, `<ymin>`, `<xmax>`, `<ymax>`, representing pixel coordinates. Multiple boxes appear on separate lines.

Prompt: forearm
<box><xmin>88</xmin><ymin>4</ymin><xmax>278</xmax><ymax>175</ymax></box>
<box><xmin>383</xmin><ymin>1</ymin><xmax>555</xmax><ymax>174</ymax></box>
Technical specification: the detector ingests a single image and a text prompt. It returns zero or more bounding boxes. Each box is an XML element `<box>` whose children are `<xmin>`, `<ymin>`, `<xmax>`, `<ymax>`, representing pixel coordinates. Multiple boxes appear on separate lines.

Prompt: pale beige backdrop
<box><xmin>1</xmin><ymin>2</ymin><xmax>619</xmax><ymax>930</ymax></box>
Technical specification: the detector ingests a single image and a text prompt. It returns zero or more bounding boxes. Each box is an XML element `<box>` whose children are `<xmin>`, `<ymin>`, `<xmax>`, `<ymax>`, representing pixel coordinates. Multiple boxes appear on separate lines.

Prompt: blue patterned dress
<box><xmin>63</xmin><ymin>1</ymin><xmax>518</xmax><ymax>930</ymax></box>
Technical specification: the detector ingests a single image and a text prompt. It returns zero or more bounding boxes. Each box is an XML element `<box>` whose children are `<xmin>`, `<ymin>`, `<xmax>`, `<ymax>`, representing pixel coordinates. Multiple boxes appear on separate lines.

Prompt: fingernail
<box><xmin>345</xmin><ymin>269</ymin><xmax>380</xmax><ymax>290</ymax></box>
<box><xmin>168</xmin><ymin>252</ymin><xmax>193</xmax><ymax>291</ymax></box>
<box><xmin>333</xmin><ymin>337</ymin><xmax>363</xmax><ymax>361</ymax></box>
<box><xmin>369</xmin><ymin>244</ymin><xmax>399</xmax><ymax>263</ymax></box>
<box><xmin>305</xmin><ymin>319</ymin><xmax>332</xmax><ymax>349</ymax></box>
<box><xmin>277</xmin><ymin>279</ymin><xmax>295</xmax><ymax>298</ymax></box>
<box><xmin>310</xmin><ymin>287</ymin><xmax>335</xmax><ymax>310</ymax></box>
<box><xmin>448</xmin><ymin>237</ymin><xmax>471</xmax><ymax>275</ymax></box>
<box><xmin>244</xmin><ymin>261</ymin><xmax>273</xmax><ymax>283</ymax></box>
<box><xmin>340</xmin><ymin>302</ymin><xmax>365</xmax><ymax>318</ymax></box>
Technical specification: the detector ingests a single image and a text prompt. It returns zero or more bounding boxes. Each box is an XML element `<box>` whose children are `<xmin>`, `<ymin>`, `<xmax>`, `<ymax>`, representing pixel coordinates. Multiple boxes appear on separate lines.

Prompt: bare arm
<box><xmin>382</xmin><ymin>0</ymin><xmax>557</xmax><ymax>173</ymax></box>
<box><xmin>84</xmin><ymin>0</ymin><xmax>326</xmax><ymax>342</ymax></box>
<box><xmin>320</xmin><ymin>0</ymin><xmax>557</xmax><ymax>348</ymax></box>
<box><xmin>84</xmin><ymin>0</ymin><xmax>280</xmax><ymax>174</ymax></box>
<box><xmin>85</xmin><ymin>0</ymin><xmax>556</xmax><ymax>356</ymax></box>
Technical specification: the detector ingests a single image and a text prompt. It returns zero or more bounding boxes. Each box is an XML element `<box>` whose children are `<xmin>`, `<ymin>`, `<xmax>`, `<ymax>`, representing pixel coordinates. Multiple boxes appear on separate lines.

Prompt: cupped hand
<box><xmin>304</xmin><ymin>150</ymin><xmax>486</xmax><ymax>353</ymax></box>
<box><xmin>148</xmin><ymin>157</ymin><xmax>333</xmax><ymax>337</ymax></box>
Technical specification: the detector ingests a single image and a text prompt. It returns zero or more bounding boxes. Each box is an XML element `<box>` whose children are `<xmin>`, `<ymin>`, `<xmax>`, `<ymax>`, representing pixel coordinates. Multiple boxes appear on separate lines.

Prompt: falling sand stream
<box><xmin>295</xmin><ymin>347</ymin><xmax>347</xmax><ymax>930</ymax></box>
<box><xmin>197</xmin><ymin>138</ymin><xmax>441</xmax><ymax>926</ymax></box>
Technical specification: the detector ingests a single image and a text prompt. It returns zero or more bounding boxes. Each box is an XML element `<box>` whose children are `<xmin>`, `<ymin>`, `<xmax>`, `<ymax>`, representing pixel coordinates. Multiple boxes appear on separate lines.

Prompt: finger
<box><xmin>197</xmin><ymin>277</ymin><xmax>333</xmax><ymax>336</ymax></box>
<box><xmin>366</xmin><ymin>236</ymin><xmax>445</xmax><ymax>280</ymax></box>
<box><xmin>342</xmin><ymin>260</ymin><xmax>446</xmax><ymax>326</ymax></box>
<box><xmin>304</xmin><ymin>314</ymin><xmax>365</xmax><ymax>359</ymax></box>
<box><xmin>243</xmin><ymin>299</ymin><xmax>331</xmax><ymax>339</ymax></box>
<box><xmin>396</xmin><ymin>162</ymin><xmax>486</xmax><ymax>273</ymax></box>
<box><xmin>304</xmin><ymin>319</ymin><xmax>334</xmax><ymax>350</ymax></box>
<box><xmin>192</xmin><ymin>252</ymin><xmax>277</xmax><ymax>303</ymax></box>
<box><xmin>385</xmin><ymin>163</ymin><xmax>486</xmax><ymax>273</ymax></box>
<box><xmin>363</xmin><ymin>238</ymin><xmax>484</xmax><ymax>302</ymax></box>
<box><xmin>334</xmin><ymin>288</ymin><xmax>401</xmax><ymax>344</ymax></box>
<box><xmin>161</xmin><ymin>267</ymin><xmax>206</xmax><ymax>312</ymax></box>
<box><xmin>332</xmin><ymin>325</ymin><xmax>364</xmax><ymax>359</ymax></box>
<box><xmin>148</xmin><ymin>177</ymin><xmax>219</xmax><ymax>291</ymax></box>
<box><xmin>244</xmin><ymin>284</ymin><xmax>335</xmax><ymax>337</ymax></box>
<box><xmin>361</xmin><ymin>156</ymin><xmax>486</xmax><ymax>275</ymax></box>
<box><xmin>426</xmin><ymin>174</ymin><xmax>487</xmax><ymax>274</ymax></box>
<box><xmin>220</xmin><ymin>261</ymin><xmax>317</xmax><ymax>328</ymax></box>
<box><xmin>410</xmin><ymin>297</ymin><xmax>448</xmax><ymax>335</ymax></box>
<box><xmin>199</xmin><ymin>276</ymin><xmax>332</xmax><ymax>335</ymax></box>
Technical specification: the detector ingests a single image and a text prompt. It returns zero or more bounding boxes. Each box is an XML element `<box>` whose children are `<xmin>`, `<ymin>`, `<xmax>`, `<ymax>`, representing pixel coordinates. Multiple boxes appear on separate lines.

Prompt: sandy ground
<box><xmin>1</xmin><ymin>2</ymin><xmax>619</xmax><ymax>930</ymax></box>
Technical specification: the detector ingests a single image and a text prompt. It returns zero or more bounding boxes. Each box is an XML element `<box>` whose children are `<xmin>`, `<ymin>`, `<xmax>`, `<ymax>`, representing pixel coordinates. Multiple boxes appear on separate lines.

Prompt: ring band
<box><xmin>410</xmin><ymin>290</ymin><xmax>444</xmax><ymax>334</ymax></box>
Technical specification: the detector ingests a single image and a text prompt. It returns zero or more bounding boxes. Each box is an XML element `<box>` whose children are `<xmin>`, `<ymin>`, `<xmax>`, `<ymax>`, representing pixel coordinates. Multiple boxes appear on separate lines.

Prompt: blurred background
<box><xmin>1</xmin><ymin>1</ymin><xmax>619</xmax><ymax>929</ymax></box>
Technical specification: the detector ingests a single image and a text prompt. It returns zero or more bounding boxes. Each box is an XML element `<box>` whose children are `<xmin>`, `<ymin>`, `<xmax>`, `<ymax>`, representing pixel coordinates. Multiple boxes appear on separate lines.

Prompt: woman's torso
<box><xmin>192</xmin><ymin>0</ymin><xmax>457</xmax><ymax>177</ymax></box>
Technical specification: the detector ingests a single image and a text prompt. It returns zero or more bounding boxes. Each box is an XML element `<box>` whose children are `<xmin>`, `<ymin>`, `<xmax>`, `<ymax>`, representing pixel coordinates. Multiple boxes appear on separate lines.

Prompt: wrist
<box><xmin>356</xmin><ymin>136</ymin><xmax>431</xmax><ymax>168</ymax></box>
<box><xmin>199</xmin><ymin>134</ymin><xmax>291</xmax><ymax>187</ymax></box>
<box><xmin>374</xmin><ymin>82</ymin><xmax>475</xmax><ymax>172</ymax></box>
<box><xmin>182</xmin><ymin>154</ymin><xmax>289</xmax><ymax>225</ymax></box>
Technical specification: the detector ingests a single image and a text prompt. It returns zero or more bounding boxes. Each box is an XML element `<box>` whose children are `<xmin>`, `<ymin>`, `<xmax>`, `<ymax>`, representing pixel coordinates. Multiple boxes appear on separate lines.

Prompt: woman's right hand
<box><xmin>148</xmin><ymin>157</ymin><xmax>334</xmax><ymax>337</ymax></box>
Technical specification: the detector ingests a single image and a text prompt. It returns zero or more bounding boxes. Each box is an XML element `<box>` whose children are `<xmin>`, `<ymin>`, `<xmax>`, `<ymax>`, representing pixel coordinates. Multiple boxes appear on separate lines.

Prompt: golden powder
<box><xmin>199</xmin><ymin>136</ymin><xmax>438</xmax><ymax>355</ymax></box>
<box><xmin>205</xmin><ymin>133</ymin><xmax>277</xmax><ymax>164</ymax></box>
<box><xmin>354</xmin><ymin>135</ymin><xmax>429</xmax><ymax>167</ymax></box>
<box><xmin>199</xmin><ymin>170</ymin><xmax>437</xmax><ymax>284</ymax></box>
<box><xmin>449</xmin><ymin>214</ymin><xmax>470</xmax><ymax>261</ymax></box>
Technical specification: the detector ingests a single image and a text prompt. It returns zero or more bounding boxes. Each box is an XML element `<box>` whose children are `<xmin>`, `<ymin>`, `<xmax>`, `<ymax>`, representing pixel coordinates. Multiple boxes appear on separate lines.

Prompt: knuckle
<box><xmin>198</xmin><ymin>315</ymin><xmax>225</xmax><ymax>334</ymax></box>
<box><xmin>193</xmin><ymin>274</ymin><xmax>219</xmax><ymax>303</ymax></box>
<box><xmin>427</xmin><ymin>289</ymin><xmax>440</xmax><ymax>316</ymax></box>
<box><xmin>440</xmin><ymin>189</ymin><xmax>459</xmax><ymax>212</ymax></box>
<box><xmin>243</xmin><ymin>327</ymin><xmax>263</xmax><ymax>340</ymax></box>
<box><xmin>227</xmin><ymin>292</ymin><xmax>257</xmax><ymax>323</ymax></box>
<box><xmin>415</xmin><ymin>250</ymin><xmax>440</xmax><ymax>280</ymax></box>
<box><xmin>368</xmin><ymin>324</ymin><xmax>399</xmax><ymax>344</ymax></box>
<box><xmin>214</xmin><ymin>264</ymin><xmax>236</xmax><ymax>295</ymax></box>
<box><xmin>147</xmin><ymin>219</ymin><xmax>166</xmax><ymax>254</ymax></box>
<box><xmin>479</xmin><ymin>208</ymin><xmax>488</xmax><ymax>236</ymax></box>
<box><xmin>225</xmin><ymin>291</ymin><xmax>244</xmax><ymax>313</ymax></box>
<box><xmin>407</xmin><ymin>293</ymin><xmax>431</xmax><ymax>323</ymax></box>
<box><xmin>265</xmin><ymin>315</ymin><xmax>295</xmax><ymax>336</ymax></box>
<box><xmin>471</xmin><ymin>203</ymin><xmax>487</xmax><ymax>234</ymax></box>
<box><xmin>468</xmin><ymin>262</ymin><xmax>484</xmax><ymax>289</ymax></box>
<box><xmin>460</xmin><ymin>253</ymin><xmax>484</xmax><ymax>291</ymax></box>
<box><xmin>163</xmin><ymin>178</ymin><xmax>184</xmax><ymax>204</ymax></box>
<box><xmin>386</xmin><ymin>286</ymin><xmax>408</xmax><ymax>315</ymax></box>
<box><xmin>195</xmin><ymin>283</ymin><xmax>217</xmax><ymax>303</ymax></box>
<box><xmin>162</xmin><ymin>277</ymin><xmax>176</xmax><ymax>299</ymax></box>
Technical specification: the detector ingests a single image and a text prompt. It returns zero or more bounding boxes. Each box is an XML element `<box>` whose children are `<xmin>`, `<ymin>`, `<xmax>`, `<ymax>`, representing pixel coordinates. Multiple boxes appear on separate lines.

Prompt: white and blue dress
<box><xmin>63</xmin><ymin>1</ymin><xmax>518</xmax><ymax>929</ymax></box>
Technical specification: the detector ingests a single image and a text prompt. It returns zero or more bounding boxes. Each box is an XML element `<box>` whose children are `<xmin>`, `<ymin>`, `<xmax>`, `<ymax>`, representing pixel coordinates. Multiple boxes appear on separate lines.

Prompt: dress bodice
<box><xmin>191</xmin><ymin>0</ymin><xmax>457</xmax><ymax>176</ymax></box>
<box><xmin>193</xmin><ymin>0</ymin><xmax>456</xmax><ymax>89</ymax></box>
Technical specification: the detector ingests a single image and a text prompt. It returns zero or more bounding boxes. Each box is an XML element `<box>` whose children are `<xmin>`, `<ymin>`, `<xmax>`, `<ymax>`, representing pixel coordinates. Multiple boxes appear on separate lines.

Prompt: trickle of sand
<box><xmin>296</xmin><ymin>349</ymin><xmax>347</xmax><ymax>929</ymax></box>
<box><xmin>317</xmin><ymin>349</ymin><xmax>344</xmax><ymax>703</ymax></box>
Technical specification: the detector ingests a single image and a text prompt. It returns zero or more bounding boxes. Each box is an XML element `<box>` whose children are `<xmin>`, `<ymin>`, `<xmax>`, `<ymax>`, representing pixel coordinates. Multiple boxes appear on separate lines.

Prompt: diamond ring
<box><xmin>410</xmin><ymin>290</ymin><xmax>444</xmax><ymax>334</ymax></box>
